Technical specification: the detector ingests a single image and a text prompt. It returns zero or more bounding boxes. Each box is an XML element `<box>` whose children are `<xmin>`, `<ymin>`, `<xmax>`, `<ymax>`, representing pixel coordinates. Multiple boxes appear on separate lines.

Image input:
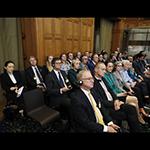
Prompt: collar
<box><xmin>80</xmin><ymin>88</ymin><xmax>90</xmax><ymax>95</ymax></box>
<box><xmin>94</xmin><ymin>76</ymin><xmax>102</xmax><ymax>81</ymax></box>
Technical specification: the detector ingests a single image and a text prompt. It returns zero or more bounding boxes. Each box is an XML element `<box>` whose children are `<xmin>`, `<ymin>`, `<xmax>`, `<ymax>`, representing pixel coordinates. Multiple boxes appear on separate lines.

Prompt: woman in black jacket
<box><xmin>0</xmin><ymin>61</ymin><xmax>24</xmax><ymax>109</ymax></box>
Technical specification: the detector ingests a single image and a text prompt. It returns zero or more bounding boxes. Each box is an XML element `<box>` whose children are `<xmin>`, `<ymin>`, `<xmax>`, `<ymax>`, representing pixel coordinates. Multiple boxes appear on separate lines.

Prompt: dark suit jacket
<box><xmin>45</xmin><ymin>70</ymin><xmax>70</xmax><ymax>107</ymax></box>
<box><xmin>132</xmin><ymin>60</ymin><xmax>145</xmax><ymax>77</ymax></box>
<box><xmin>69</xmin><ymin>88</ymin><xmax>112</xmax><ymax>133</ymax></box>
<box><xmin>0</xmin><ymin>71</ymin><xmax>24</xmax><ymax>101</ymax></box>
<box><xmin>25</xmin><ymin>66</ymin><xmax>46</xmax><ymax>90</ymax></box>
<box><xmin>87</xmin><ymin>60</ymin><xmax>95</xmax><ymax>74</ymax></box>
<box><xmin>68</xmin><ymin>69</ymin><xmax>80</xmax><ymax>89</ymax></box>
<box><xmin>93</xmin><ymin>77</ymin><xmax>118</xmax><ymax>108</ymax></box>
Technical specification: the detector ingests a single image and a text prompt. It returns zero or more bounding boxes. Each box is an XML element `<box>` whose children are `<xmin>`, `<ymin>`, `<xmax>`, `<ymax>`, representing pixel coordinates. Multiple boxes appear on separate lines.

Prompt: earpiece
<box><xmin>76</xmin><ymin>80</ymin><xmax>83</xmax><ymax>85</ymax></box>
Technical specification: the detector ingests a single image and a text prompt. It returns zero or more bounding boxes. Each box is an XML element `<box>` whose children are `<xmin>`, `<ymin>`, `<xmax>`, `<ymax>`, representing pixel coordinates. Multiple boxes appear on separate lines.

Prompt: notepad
<box><xmin>17</xmin><ymin>86</ymin><xmax>24</xmax><ymax>98</ymax></box>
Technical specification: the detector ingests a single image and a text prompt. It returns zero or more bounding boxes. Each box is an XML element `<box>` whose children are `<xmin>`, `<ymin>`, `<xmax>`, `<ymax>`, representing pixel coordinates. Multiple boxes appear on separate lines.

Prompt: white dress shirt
<box><xmin>31</xmin><ymin>66</ymin><xmax>41</xmax><ymax>84</ymax></box>
<box><xmin>54</xmin><ymin>70</ymin><xmax>66</xmax><ymax>86</ymax></box>
<box><xmin>95</xmin><ymin>76</ymin><xmax>113</xmax><ymax>101</ymax></box>
<box><xmin>8</xmin><ymin>73</ymin><xmax>17</xmax><ymax>84</ymax></box>
<box><xmin>81</xmin><ymin>88</ymin><xmax>109</xmax><ymax>132</ymax></box>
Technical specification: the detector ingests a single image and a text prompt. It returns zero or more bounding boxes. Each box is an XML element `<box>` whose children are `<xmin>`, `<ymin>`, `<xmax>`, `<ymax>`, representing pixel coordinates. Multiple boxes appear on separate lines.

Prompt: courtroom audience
<box><xmin>1</xmin><ymin>50</ymin><xmax>150</xmax><ymax>133</ymax></box>
<box><xmin>104</xmin><ymin>61</ymin><xmax>145</xmax><ymax>124</ymax></box>
<box><xmin>93</xmin><ymin>62</ymin><xmax>143</xmax><ymax>132</ymax></box>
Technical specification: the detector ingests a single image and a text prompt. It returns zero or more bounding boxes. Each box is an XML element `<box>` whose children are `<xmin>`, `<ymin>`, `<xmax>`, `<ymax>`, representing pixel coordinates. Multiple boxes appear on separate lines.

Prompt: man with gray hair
<box><xmin>69</xmin><ymin>69</ymin><xmax>120</xmax><ymax>133</ymax></box>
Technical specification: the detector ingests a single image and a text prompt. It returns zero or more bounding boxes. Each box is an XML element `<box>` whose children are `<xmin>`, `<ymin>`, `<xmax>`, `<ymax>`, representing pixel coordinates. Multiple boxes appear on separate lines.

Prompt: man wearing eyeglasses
<box><xmin>69</xmin><ymin>69</ymin><xmax>120</xmax><ymax>133</ymax></box>
<box><xmin>45</xmin><ymin>57</ymin><xmax>72</xmax><ymax>120</ymax></box>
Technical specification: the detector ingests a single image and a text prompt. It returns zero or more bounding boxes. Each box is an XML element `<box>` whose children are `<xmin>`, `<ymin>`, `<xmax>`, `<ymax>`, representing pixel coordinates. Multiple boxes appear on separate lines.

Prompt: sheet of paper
<box><xmin>17</xmin><ymin>86</ymin><xmax>24</xmax><ymax>98</ymax></box>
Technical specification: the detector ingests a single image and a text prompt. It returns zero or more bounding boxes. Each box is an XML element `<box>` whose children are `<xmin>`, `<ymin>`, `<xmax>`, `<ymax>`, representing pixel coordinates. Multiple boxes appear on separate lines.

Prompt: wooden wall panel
<box><xmin>72</xmin><ymin>19</ymin><xmax>80</xmax><ymax>52</ymax></box>
<box><xmin>43</xmin><ymin>18</ymin><xmax>54</xmax><ymax>57</ymax></box>
<box><xmin>65</xmin><ymin>19</ymin><xmax>73</xmax><ymax>52</ymax></box>
<box><xmin>21</xmin><ymin>18</ymin><xmax>94</xmax><ymax>66</ymax></box>
<box><xmin>20</xmin><ymin>18</ymin><xmax>37</xmax><ymax>68</ymax></box>
<box><xmin>53</xmin><ymin>18</ymin><xmax>63</xmax><ymax>56</ymax></box>
<box><xmin>35</xmin><ymin>18</ymin><xmax>45</xmax><ymax>65</ymax></box>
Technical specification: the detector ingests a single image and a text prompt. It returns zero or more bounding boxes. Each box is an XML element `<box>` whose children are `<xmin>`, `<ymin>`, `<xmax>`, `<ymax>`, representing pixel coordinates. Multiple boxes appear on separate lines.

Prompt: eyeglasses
<box><xmin>108</xmin><ymin>65</ymin><xmax>113</xmax><ymax>67</ymax></box>
<box><xmin>82</xmin><ymin>77</ymin><xmax>94</xmax><ymax>81</ymax></box>
<box><xmin>100</xmin><ymin>68</ymin><xmax>106</xmax><ymax>71</ymax></box>
<box><xmin>55</xmin><ymin>62</ymin><xmax>62</xmax><ymax>64</ymax></box>
<box><xmin>117</xmin><ymin>64</ymin><xmax>122</xmax><ymax>67</ymax></box>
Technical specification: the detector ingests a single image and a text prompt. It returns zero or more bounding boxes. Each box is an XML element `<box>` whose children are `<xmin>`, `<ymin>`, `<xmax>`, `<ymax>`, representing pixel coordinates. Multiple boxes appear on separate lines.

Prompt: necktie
<box><xmin>34</xmin><ymin>67</ymin><xmax>43</xmax><ymax>83</ymax></box>
<box><xmin>58</xmin><ymin>72</ymin><xmax>64</xmax><ymax>87</ymax></box>
<box><xmin>88</xmin><ymin>92</ymin><xmax>105</xmax><ymax>125</ymax></box>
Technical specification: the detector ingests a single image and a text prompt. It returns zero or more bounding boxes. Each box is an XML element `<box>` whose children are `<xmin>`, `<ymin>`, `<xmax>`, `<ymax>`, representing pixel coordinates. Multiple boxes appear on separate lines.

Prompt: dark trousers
<box><xmin>109</xmin><ymin>104</ymin><xmax>142</xmax><ymax>132</ymax></box>
<box><xmin>132</xmin><ymin>84</ymin><xmax>145</xmax><ymax>108</ymax></box>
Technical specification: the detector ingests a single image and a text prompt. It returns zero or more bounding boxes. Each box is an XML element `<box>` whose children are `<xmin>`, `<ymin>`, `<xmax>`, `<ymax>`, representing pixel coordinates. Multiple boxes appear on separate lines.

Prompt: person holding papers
<box><xmin>0</xmin><ymin>61</ymin><xmax>25</xmax><ymax>110</ymax></box>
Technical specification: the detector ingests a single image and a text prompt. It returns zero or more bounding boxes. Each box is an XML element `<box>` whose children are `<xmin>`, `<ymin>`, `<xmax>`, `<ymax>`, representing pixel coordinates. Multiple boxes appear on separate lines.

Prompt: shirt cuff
<box><xmin>60</xmin><ymin>89</ymin><xmax>63</xmax><ymax>94</ymax></box>
<box><xmin>103</xmin><ymin>125</ymin><xmax>108</xmax><ymax>132</ymax></box>
<box><xmin>107</xmin><ymin>121</ymin><xmax>113</xmax><ymax>126</ymax></box>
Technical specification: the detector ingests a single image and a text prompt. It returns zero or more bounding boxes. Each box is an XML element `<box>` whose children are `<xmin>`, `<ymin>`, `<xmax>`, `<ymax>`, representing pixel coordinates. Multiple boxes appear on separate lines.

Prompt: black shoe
<box><xmin>140</xmin><ymin>122</ymin><xmax>149</xmax><ymax>128</ymax></box>
<box><xmin>144</xmin><ymin>104</ymin><xmax>150</xmax><ymax>110</ymax></box>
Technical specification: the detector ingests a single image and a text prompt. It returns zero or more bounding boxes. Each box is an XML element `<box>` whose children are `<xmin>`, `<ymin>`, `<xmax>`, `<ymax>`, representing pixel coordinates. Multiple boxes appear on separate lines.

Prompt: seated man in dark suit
<box><xmin>87</xmin><ymin>53</ymin><xmax>99</xmax><ymax>74</ymax></box>
<box><xmin>25</xmin><ymin>56</ymin><xmax>46</xmax><ymax>91</ymax></box>
<box><xmin>69</xmin><ymin>69</ymin><xmax>120</xmax><ymax>133</ymax></box>
<box><xmin>45</xmin><ymin>57</ymin><xmax>72</xmax><ymax>119</ymax></box>
<box><xmin>93</xmin><ymin>62</ymin><xmax>143</xmax><ymax>132</ymax></box>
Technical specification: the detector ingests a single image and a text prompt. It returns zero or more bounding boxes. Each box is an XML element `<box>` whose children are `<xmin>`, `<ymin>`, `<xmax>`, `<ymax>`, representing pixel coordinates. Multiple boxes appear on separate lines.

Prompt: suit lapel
<box><xmin>29</xmin><ymin>67</ymin><xmax>35</xmax><ymax>79</ymax></box>
<box><xmin>5</xmin><ymin>72</ymin><xmax>13</xmax><ymax>85</ymax></box>
<box><xmin>6</xmin><ymin>72</ymin><xmax>17</xmax><ymax>85</ymax></box>
<box><xmin>51</xmin><ymin>70</ymin><xmax>62</xmax><ymax>87</ymax></box>
<box><xmin>90</xmin><ymin>90</ymin><xmax>101</xmax><ymax>109</ymax></box>
<box><xmin>95</xmin><ymin>78</ymin><xmax>106</xmax><ymax>99</ymax></box>
<box><xmin>60</xmin><ymin>70</ymin><xmax>67</xmax><ymax>81</ymax></box>
<box><xmin>79</xmin><ymin>89</ymin><xmax>96</xmax><ymax>117</ymax></box>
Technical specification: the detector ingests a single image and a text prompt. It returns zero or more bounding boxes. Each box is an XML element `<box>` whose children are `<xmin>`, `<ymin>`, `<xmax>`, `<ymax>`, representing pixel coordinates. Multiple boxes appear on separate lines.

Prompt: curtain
<box><xmin>0</xmin><ymin>18</ymin><xmax>24</xmax><ymax>73</ymax></box>
<box><xmin>99</xmin><ymin>18</ymin><xmax>113</xmax><ymax>53</ymax></box>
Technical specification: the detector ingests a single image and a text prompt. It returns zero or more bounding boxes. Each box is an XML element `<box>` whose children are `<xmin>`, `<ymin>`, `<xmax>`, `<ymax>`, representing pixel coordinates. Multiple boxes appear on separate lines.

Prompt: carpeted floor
<box><xmin>0</xmin><ymin>114</ymin><xmax>69</xmax><ymax>133</ymax></box>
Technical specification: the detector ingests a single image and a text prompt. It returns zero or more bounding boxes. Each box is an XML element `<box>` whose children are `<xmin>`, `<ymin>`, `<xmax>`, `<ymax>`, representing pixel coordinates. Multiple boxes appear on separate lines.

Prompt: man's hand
<box><xmin>10</xmin><ymin>87</ymin><xmax>17</xmax><ymax>91</ymax></box>
<box><xmin>114</xmin><ymin>100</ymin><xmax>124</xmax><ymax>110</ymax></box>
<box><xmin>37</xmin><ymin>85</ymin><xmax>44</xmax><ymax>89</ymax></box>
<box><xmin>107</xmin><ymin>126</ymin><xmax>117</xmax><ymax>133</ymax></box>
<box><xmin>131</xmin><ymin>81</ymin><xmax>136</xmax><ymax>88</ymax></box>
<box><xmin>109</xmin><ymin>124</ymin><xmax>120</xmax><ymax>130</ymax></box>
<box><xmin>114</xmin><ymin>100</ymin><xmax>120</xmax><ymax>110</ymax></box>
<box><xmin>61</xmin><ymin>86</ymin><xmax>70</xmax><ymax>93</ymax></box>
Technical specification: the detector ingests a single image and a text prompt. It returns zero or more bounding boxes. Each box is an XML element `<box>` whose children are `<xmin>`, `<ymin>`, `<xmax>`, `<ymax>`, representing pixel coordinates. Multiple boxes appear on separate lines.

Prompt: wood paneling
<box><xmin>20</xmin><ymin>18</ymin><xmax>94</xmax><ymax>66</ymax></box>
<box><xmin>20</xmin><ymin>18</ymin><xmax>37</xmax><ymax>68</ymax></box>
